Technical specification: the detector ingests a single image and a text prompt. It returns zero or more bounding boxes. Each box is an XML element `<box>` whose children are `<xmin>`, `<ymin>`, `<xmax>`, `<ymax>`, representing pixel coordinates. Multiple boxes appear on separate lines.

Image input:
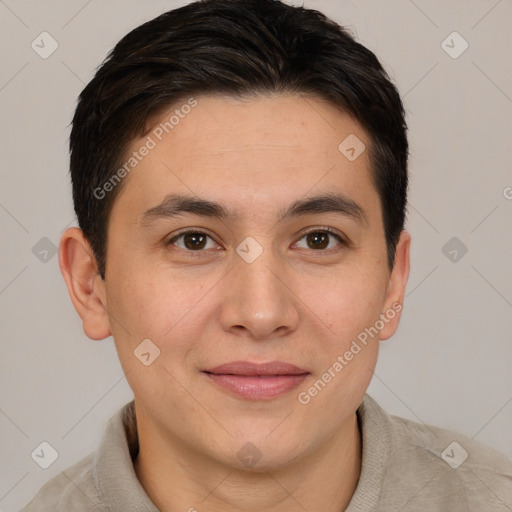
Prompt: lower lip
<box><xmin>204</xmin><ymin>372</ymin><xmax>309</xmax><ymax>400</ymax></box>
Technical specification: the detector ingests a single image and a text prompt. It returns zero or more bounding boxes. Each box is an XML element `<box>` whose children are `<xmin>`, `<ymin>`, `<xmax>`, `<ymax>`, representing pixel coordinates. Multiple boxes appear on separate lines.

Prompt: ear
<box><xmin>379</xmin><ymin>230</ymin><xmax>411</xmax><ymax>341</ymax></box>
<box><xmin>58</xmin><ymin>227</ymin><xmax>111</xmax><ymax>340</ymax></box>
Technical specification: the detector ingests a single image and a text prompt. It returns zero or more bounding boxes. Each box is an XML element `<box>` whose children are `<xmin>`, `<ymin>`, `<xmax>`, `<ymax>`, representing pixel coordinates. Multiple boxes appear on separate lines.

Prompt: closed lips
<box><xmin>203</xmin><ymin>361</ymin><xmax>309</xmax><ymax>376</ymax></box>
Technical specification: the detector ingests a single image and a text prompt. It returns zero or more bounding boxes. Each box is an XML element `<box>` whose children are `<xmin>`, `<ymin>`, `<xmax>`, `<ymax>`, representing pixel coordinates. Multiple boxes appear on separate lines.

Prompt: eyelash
<box><xmin>167</xmin><ymin>227</ymin><xmax>347</xmax><ymax>253</ymax></box>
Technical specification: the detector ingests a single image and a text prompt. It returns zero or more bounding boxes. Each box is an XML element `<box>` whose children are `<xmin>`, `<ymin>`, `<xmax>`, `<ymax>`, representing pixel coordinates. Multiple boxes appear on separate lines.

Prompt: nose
<box><xmin>218</xmin><ymin>247</ymin><xmax>300</xmax><ymax>341</ymax></box>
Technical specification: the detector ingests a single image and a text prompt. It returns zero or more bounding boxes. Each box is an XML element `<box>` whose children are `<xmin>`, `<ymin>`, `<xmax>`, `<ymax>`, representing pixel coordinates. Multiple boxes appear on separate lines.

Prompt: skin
<box><xmin>59</xmin><ymin>93</ymin><xmax>410</xmax><ymax>512</ymax></box>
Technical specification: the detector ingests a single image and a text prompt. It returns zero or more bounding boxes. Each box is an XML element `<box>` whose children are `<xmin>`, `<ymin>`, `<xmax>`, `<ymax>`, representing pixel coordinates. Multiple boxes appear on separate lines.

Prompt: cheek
<box><xmin>300</xmin><ymin>266</ymin><xmax>387</xmax><ymax>347</ymax></box>
<box><xmin>293</xmin><ymin>271</ymin><xmax>384</xmax><ymax>426</ymax></box>
<box><xmin>105</xmin><ymin>272</ymin><xmax>206</xmax><ymax>405</ymax></box>
<box><xmin>106</xmin><ymin>267</ymin><xmax>211</xmax><ymax>356</ymax></box>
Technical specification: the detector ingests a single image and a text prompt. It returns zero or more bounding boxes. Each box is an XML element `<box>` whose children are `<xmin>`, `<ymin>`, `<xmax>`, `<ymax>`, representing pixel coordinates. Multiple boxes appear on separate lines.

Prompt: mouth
<box><xmin>202</xmin><ymin>361</ymin><xmax>310</xmax><ymax>400</ymax></box>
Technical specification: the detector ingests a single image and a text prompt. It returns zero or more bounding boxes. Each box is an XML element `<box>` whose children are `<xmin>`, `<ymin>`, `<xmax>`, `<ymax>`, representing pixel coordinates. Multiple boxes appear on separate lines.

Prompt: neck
<box><xmin>133</xmin><ymin>409</ymin><xmax>362</xmax><ymax>512</ymax></box>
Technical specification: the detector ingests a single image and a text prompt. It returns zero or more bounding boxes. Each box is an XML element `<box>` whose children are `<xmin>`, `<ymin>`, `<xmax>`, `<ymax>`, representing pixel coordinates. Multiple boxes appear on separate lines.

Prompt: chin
<box><xmin>220</xmin><ymin>434</ymin><xmax>308</xmax><ymax>473</ymax></box>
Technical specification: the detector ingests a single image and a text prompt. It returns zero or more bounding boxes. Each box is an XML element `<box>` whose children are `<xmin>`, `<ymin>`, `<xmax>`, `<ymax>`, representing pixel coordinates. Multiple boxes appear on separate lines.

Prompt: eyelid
<box><xmin>299</xmin><ymin>226</ymin><xmax>346</xmax><ymax>241</ymax></box>
<box><xmin>169</xmin><ymin>227</ymin><xmax>216</xmax><ymax>240</ymax></box>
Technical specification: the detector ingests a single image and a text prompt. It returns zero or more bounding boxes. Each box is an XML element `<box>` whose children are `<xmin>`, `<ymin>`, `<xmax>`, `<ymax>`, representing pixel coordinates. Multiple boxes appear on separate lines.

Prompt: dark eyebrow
<box><xmin>140</xmin><ymin>194</ymin><xmax>233</xmax><ymax>226</ymax></box>
<box><xmin>139</xmin><ymin>192</ymin><xmax>367</xmax><ymax>226</ymax></box>
<box><xmin>280</xmin><ymin>192</ymin><xmax>367</xmax><ymax>224</ymax></box>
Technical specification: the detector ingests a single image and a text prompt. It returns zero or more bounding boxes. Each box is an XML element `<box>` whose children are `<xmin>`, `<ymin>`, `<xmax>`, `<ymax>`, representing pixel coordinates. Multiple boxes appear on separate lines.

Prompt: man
<box><xmin>22</xmin><ymin>0</ymin><xmax>512</xmax><ymax>510</ymax></box>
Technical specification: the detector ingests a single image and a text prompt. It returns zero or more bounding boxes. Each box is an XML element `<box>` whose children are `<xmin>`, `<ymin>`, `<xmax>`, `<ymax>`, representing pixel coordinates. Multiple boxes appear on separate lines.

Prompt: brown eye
<box><xmin>295</xmin><ymin>229</ymin><xmax>345</xmax><ymax>251</ymax></box>
<box><xmin>169</xmin><ymin>231</ymin><xmax>217</xmax><ymax>251</ymax></box>
<box><xmin>306</xmin><ymin>232</ymin><xmax>329</xmax><ymax>249</ymax></box>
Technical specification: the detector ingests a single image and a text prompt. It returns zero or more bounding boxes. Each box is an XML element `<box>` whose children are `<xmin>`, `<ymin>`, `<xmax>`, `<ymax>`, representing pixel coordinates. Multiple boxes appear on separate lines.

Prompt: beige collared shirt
<box><xmin>21</xmin><ymin>394</ymin><xmax>512</xmax><ymax>511</ymax></box>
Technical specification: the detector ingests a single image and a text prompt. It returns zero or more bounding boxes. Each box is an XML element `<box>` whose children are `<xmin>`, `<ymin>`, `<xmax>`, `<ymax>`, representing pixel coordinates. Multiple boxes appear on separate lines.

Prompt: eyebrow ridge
<box><xmin>281</xmin><ymin>192</ymin><xmax>367</xmax><ymax>224</ymax></box>
<box><xmin>140</xmin><ymin>194</ymin><xmax>231</xmax><ymax>225</ymax></box>
<box><xmin>139</xmin><ymin>192</ymin><xmax>367</xmax><ymax>226</ymax></box>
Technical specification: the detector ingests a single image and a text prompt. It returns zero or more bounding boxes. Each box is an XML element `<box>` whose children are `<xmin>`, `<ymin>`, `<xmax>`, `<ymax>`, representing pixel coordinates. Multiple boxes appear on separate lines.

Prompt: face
<box><xmin>78</xmin><ymin>93</ymin><xmax>409</xmax><ymax>469</ymax></box>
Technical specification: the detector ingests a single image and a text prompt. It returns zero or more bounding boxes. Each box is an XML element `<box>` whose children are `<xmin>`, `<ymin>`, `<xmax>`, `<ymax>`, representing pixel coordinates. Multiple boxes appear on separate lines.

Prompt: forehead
<box><xmin>112</xmin><ymin>93</ymin><xmax>378</xmax><ymax>221</ymax></box>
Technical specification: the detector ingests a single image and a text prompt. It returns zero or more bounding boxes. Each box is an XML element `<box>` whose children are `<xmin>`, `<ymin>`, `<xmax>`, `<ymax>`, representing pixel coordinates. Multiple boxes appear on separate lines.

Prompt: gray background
<box><xmin>1</xmin><ymin>0</ymin><xmax>511</xmax><ymax>509</ymax></box>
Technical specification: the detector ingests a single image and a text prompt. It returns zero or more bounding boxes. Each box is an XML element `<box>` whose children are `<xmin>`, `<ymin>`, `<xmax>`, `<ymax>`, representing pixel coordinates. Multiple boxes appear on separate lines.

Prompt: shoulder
<box><xmin>20</xmin><ymin>401</ymin><xmax>139</xmax><ymax>511</ymax></box>
<box><xmin>358</xmin><ymin>394</ymin><xmax>512</xmax><ymax>511</ymax></box>
<box><xmin>19</xmin><ymin>452</ymin><xmax>103</xmax><ymax>511</ymax></box>
<box><xmin>391</xmin><ymin>411</ymin><xmax>512</xmax><ymax>477</ymax></box>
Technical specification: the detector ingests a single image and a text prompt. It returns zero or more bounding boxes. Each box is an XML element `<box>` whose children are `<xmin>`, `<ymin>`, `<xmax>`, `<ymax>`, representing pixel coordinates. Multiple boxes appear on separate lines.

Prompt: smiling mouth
<box><xmin>202</xmin><ymin>361</ymin><xmax>309</xmax><ymax>400</ymax></box>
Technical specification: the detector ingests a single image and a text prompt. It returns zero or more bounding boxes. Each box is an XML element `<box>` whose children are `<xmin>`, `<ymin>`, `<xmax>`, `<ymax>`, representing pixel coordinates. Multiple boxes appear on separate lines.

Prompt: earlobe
<box><xmin>379</xmin><ymin>230</ymin><xmax>411</xmax><ymax>341</ymax></box>
<box><xmin>58</xmin><ymin>227</ymin><xmax>111</xmax><ymax>341</ymax></box>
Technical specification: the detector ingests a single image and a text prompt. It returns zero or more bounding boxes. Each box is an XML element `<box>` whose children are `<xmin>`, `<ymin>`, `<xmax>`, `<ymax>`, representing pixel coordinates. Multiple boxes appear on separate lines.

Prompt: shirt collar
<box><xmin>93</xmin><ymin>401</ymin><xmax>158</xmax><ymax>511</ymax></box>
<box><xmin>93</xmin><ymin>394</ymin><xmax>391</xmax><ymax>511</ymax></box>
<box><xmin>346</xmin><ymin>394</ymin><xmax>393</xmax><ymax>511</ymax></box>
